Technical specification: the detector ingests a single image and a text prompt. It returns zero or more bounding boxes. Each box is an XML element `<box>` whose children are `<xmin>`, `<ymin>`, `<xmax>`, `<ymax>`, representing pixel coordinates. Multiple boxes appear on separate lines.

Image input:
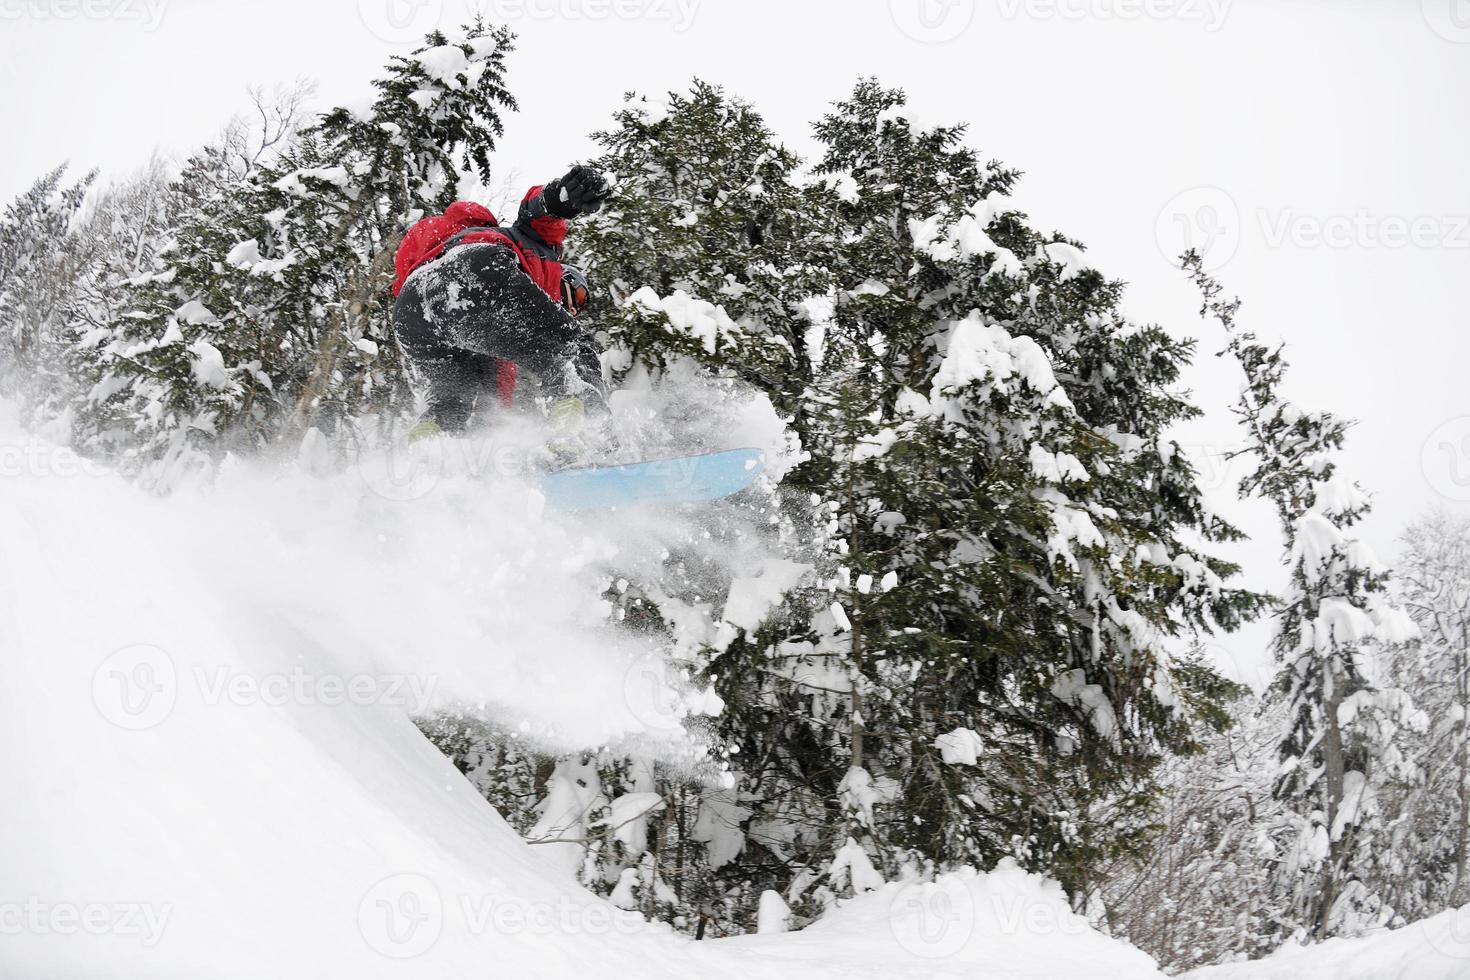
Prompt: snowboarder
<box><xmin>390</xmin><ymin>165</ymin><xmax>612</xmax><ymax>442</ymax></box>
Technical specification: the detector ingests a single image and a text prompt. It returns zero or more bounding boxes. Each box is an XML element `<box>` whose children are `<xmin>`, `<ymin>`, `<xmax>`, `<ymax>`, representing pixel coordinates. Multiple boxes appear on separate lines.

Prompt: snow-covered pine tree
<box><xmin>571</xmin><ymin>79</ymin><xmax>1267</xmax><ymax>930</ymax></box>
<box><xmin>1098</xmin><ymin>678</ymin><xmax>1293</xmax><ymax>971</ymax></box>
<box><xmin>33</xmin><ymin>159</ymin><xmax>181</xmax><ymax>439</ymax></box>
<box><xmin>571</xmin><ymin>82</ymin><xmax>837</xmax><ymax>931</ymax></box>
<box><xmin>578</xmin><ymin>81</ymin><xmax>828</xmax><ymax>403</ymax></box>
<box><xmin>0</xmin><ymin>164</ymin><xmax>97</xmax><ymax>400</ymax></box>
<box><xmin>1384</xmin><ymin>512</ymin><xmax>1470</xmax><ymax>916</ymax></box>
<box><xmin>417</xmin><ymin>713</ymin><xmax>547</xmax><ymax>837</ymax></box>
<box><xmin>1187</xmin><ymin>253</ymin><xmax>1423</xmax><ymax>940</ymax></box>
<box><xmin>71</xmin><ymin>22</ymin><xmax>517</xmax><ymax>484</ymax></box>
<box><xmin>796</xmin><ymin>79</ymin><xmax>1267</xmax><ymax>902</ymax></box>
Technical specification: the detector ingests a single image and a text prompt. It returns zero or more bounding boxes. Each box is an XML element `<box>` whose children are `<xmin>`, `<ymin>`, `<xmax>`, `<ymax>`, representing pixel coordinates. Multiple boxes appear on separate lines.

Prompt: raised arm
<box><xmin>508</xmin><ymin>166</ymin><xmax>609</xmax><ymax>246</ymax></box>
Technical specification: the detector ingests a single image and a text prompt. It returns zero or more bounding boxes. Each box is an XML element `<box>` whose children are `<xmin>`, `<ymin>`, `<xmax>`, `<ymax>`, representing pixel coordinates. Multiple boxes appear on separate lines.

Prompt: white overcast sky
<box><xmin>4</xmin><ymin>0</ymin><xmax>1467</xmax><ymax>685</ymax></box>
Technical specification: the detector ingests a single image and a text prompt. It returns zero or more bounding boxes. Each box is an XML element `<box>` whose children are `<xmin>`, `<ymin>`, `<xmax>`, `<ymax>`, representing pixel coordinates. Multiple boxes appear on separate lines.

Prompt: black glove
<box><xmin>542</xmin><ymin>165</ymin><xmax>611</xmax><ymax>219</ymax></box>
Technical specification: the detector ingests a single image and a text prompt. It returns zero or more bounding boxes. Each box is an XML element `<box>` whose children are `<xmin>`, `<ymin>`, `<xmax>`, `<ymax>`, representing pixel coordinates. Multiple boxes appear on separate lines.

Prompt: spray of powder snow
<box><xmin>11</xmin><ymin>368</ymin><xmax>799</xmax><ymax>772</ymax></box>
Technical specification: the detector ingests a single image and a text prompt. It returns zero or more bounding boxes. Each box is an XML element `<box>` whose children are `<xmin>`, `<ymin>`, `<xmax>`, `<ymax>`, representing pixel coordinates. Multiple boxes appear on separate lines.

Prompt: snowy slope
<box><xmin>721</xmin><ymin>864</ymin><xmax>1165</xmax><ymax>979</ymax></box>
<box><xmin>0</xmin><ymin>405</ymin><xmax>1168</xmax><ymax>979</ymax></box>
<box><xmin>1187</xmin><ymin>908</ymin><xmax>1470</xmax><ymax>980</ymax></box>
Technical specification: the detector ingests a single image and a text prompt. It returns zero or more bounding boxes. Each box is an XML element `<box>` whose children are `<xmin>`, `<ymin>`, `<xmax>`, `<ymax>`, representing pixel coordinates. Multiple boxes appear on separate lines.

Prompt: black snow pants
<box><xmin>392</xmin><ymin>243</ymin><xmax>606</xmax><ymax>432</ymax></box>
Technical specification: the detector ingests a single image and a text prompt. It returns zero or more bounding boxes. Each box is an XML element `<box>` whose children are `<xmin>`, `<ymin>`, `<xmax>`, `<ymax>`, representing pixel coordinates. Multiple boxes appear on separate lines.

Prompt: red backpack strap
<box><xmin>495</xmin><ymin>359</ymin><xmax>518</xmax><ymax>407</ymax></box>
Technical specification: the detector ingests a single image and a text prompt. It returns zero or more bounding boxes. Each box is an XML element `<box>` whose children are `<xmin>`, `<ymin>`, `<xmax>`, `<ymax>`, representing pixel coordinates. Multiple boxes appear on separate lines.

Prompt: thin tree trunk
<box><xmin>289</xmin><ymin>234</ymin><xmax>400</xmax><ymax>435</ymax></box>
<box><xmin>1453</xmin><ymin>618</ymin><xmax>1470</xmax><ymax>904</ymax></box>
<box><xmin>846</xmin><ymin>470</ymin><xmax>865</xmax><ymax>772</ymax></box>
<box><xmin>1319</xmin><ymin>686</ymin><xmax>1345</xmax><ymax>939</ymax></box>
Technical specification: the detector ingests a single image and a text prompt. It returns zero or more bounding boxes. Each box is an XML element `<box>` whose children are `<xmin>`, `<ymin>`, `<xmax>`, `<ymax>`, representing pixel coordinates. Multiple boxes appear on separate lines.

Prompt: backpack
<box><xmin>391</xmin><ymin>201</ymin><xmax>499</xmax><ymax>297</ymax></box>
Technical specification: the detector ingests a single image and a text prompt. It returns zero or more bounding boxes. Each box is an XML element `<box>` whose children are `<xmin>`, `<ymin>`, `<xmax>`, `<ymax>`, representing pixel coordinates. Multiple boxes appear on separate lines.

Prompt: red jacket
<box><xmin>392</xmin><ymin>187</ymin><xmax>570</xmax><ymax>404</ymax></box>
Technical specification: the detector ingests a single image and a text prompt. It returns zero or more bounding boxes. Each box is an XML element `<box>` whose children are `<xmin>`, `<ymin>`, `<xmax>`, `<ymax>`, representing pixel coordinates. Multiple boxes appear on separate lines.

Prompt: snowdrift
<box><xmin>0</xmin><ymin>404</ymin><xmax>1172</xmax><ymax>978</ymax></box>
<box><xmin>722</xmin><ymin>863</ymin><xmax>1165</xmax><ymax>978</ymax></box>
<box><xmin>1188</xmin><ymin>907</ymin><xmax>1470</xmax><ymax>980</ymax></box>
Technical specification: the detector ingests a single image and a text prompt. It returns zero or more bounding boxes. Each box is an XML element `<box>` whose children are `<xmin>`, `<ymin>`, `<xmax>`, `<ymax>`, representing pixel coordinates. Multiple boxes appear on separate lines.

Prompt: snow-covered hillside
<box><xmin>1187</xmin><ymin>908</ymin><xmax>1470</xmax><ymax>980</ymax></box>
<box><xmin>1</xmin><ymin>403</ymin><xmax>1172</xmax><ymax>979</ymax></box>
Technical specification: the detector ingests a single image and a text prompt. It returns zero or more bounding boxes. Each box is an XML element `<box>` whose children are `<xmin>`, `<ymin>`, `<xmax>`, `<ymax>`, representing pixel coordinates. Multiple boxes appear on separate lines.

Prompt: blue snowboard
<box><xmin>541</xmin><ymin>448</ymin><xmax>766</xmax><ymax>512</ymax></box>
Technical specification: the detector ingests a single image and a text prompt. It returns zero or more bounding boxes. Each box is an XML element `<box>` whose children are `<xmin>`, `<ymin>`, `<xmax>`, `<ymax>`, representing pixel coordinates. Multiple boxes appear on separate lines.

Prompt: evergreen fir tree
<box><xmin>1384</xmin><ymin>512</ymin><xmax>1470</xmax><ymax>915</ymax></box>
<box><xmin>45</xmin><ymin>159</ymin><xmax>184</xmax><ymax>446</ymax></box>
<box><xmin>0</xmin><ymin>164</ymin><xmax>97</xmax><ymax>398</ymax></box>
<box><xmin>793</xmin><ymin>79</ymin><xmax>1267</xmax><ymax>899</ymax></box>
<box><xmin>71</xmin><ymin>22</ymin><xmax>518</xmax><ymax>485</ymax></box>
<box><xmin>566</xmin><ymin>79</ymin><xmax>1268</xmax><ymax>928</ymax></box>
<box><xmin>1187</xmin><ymin>252</ymin><xmax>1422</xmax><ymax>939</ymax></box>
